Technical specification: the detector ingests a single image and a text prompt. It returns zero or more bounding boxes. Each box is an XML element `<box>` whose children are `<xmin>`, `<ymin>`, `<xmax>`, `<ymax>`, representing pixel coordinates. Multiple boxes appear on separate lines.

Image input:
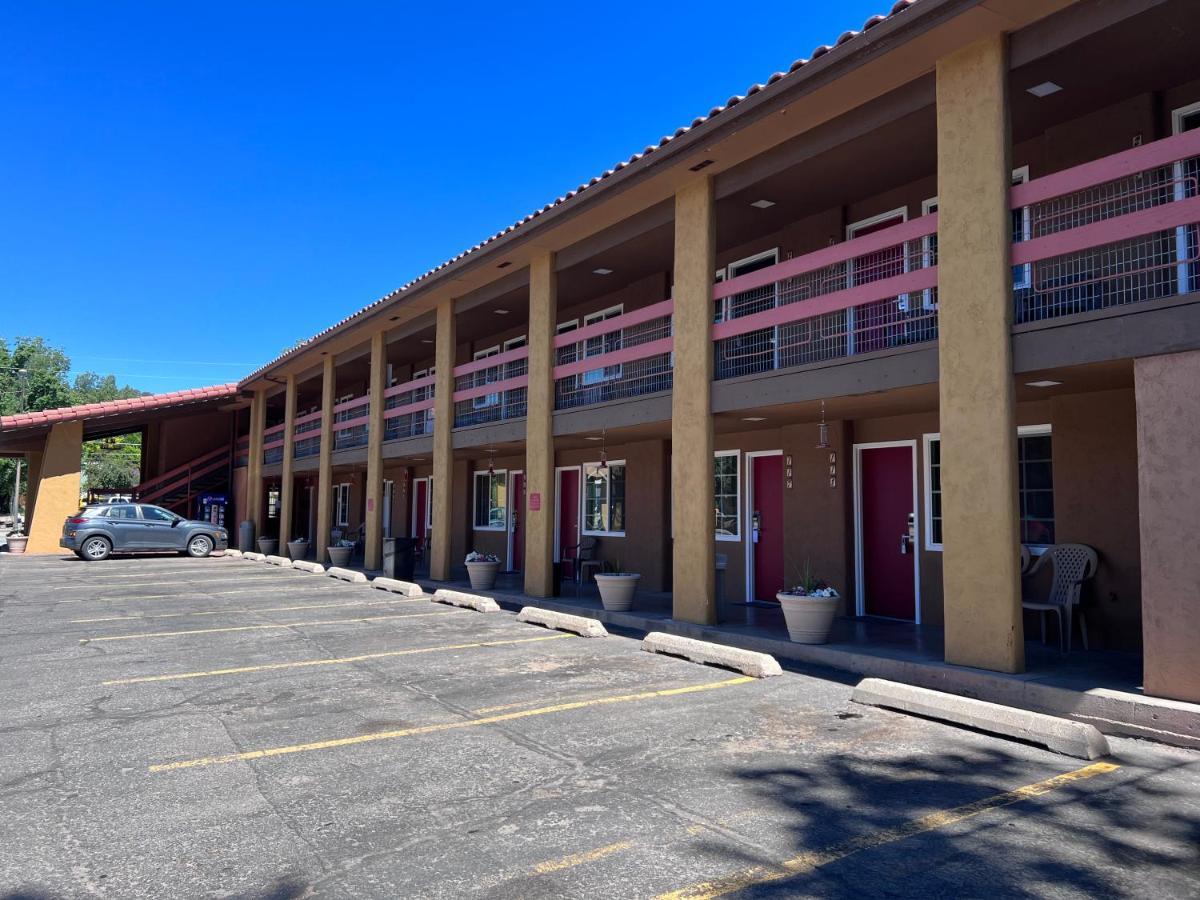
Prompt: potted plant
<box><xmin>6</xmin><ymin>531</ymin><xmax>28</xmax><ymax>554</ymax></box>
<box><xmin>327</xmin><ymin>539</ymin><xmax>354</xmax><ymax>568</ymax></box>
<box><xmin>465</xmin><ymin>551</ymin><xmax>500</xmax><ymax>590</ymax></box>
<box><xmin>777</xmin><ymin>561</ymin><xmax>840</xmax><ymax>644</ymax></box>
<box><xmin>594</xmin><ymin>559</ymin><xmax>640</xmax><ymax>612</ymax></box>
<box><xmin>258</xmin><ymin>536</ymin><xmax>279</xmax><ymax>556</ymax></box>
<box><xmin>287</xmin><ymin>536</ymin><xmax>310</xmax><ymax>560</ymax></box>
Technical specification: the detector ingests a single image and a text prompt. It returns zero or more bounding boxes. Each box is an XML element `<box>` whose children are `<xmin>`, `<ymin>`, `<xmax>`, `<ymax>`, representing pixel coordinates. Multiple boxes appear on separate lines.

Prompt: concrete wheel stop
<box><xmin>432</xmin><ymin>589</ymin><xmax>499</xmax><ymax>613</ymax></box>
<box><xmin>642</xmin><ymin>632</ymin><xmax>782</xmax><ymax>678</ymax></box>
<box><xmin>517</xmin><ymin>607</ymin><xmax>608</xmax><ymax>637</ymax></box>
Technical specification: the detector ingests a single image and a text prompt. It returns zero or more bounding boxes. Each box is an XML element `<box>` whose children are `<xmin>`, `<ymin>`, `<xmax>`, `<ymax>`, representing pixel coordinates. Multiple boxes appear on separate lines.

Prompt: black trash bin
<box><xmin>551</xmin><ymin>562</ymin><xmax>564</xmax><ymax>597</ymax></box>
<box><xmin>383</xmin><ymin>537</ymin><xmax>418</xmax><ymax>581</ymax></box>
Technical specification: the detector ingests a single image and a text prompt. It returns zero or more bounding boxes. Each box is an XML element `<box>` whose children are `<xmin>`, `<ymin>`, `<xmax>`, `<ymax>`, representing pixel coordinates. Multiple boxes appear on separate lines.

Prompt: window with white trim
<box><xmin>473</xmin><ymin>470</ymin><xmax>507</xmax><ymax>530</ymax></box>
<box><xmin>334</xmin><ymin>483</ymin><xmax>351</xmax><ymax>528</ymax></box>
<box><xmin>472</xmin><ymin>345</ymin><xmax>500</xmax><ymax>409</ymax></box>
<box><xmin>582</xmin><ymin>461</ymin><xmax>625</xmax><ymax>535</ymax></box>
<box><xmin>582</xmin><ymin>305</ymin><xmax>624</xmax><ymax>386</ymax></box>
<box><xmin>717</xmin><ymin>248</ymin><xmax>779</xmax><ymax>323</ymax></box>
<box><xmin>924</xmin><ymin>426</ymin><xmax>1054</xmax><ymax>550</ymax></box>
<box><xmin>714</xmin><ymin>451</ymin><xmax>740</xmax><ymax>540</ymax></box>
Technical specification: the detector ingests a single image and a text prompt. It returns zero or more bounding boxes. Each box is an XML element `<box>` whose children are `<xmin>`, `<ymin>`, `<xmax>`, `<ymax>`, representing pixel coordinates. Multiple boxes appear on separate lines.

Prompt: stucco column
<box><xmin>430</xmin><ymin>297</ymin><xmax>456</xmax><ymax>582</ymax></box>
<box><xmin>671</xmin><ymin>177</ymin><xmax>716</xmax><ymax>624</ymax></box>
<box><xmin>364</xmin><ymin>332</ymin><xmax>387</xmax><ymax>570</ymax></box>
<box><xmin>1135</xmin><ymin>350</ymin><xmax>1200</xmax><ymax>703</ymax></box>
<box><xmin>278</xmin><ymin>374</ymin><xmax>298</xmax><ymax>547</ymax></box>
<box><xmin>246</xmin><ymin>388</ymin><xmax>267</xmax><ymax>538</ymax></box>
<box><xmin>936</xmin><ymin>33</ymin><xmax>1023</xmax><ymax>673</ymax></box>
<box><xmin>23</xmin><ymin>450</ymin><xmax>43</xmax><ymax>527</ymax></box>
<box><xmin>524</xmin><ymin>251</ymin><xmax>557</xmax><ymax>597</ymax></box>
<box><xmin>315</xmin><ymin>356</ymin><xmax>335</xmax><ymax>562</ymax></box>
<box><xmin>26</xmin><ymin>421</ymin><xmax>82</xmax><ymax>553</ymax></box>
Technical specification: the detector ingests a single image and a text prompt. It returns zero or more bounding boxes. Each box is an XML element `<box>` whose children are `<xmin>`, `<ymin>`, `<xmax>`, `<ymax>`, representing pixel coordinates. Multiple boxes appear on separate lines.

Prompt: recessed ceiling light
<box><xmin>750</xmin><ymin>200</ymin><xmax>775</xmax><ymax>209</ymax></box>
<box><xmin>742</xmin><ymin>416</ymin><xmax>767</xmax><ymax>422</ymax></box>
<box><xmin>585</xmin><ymin>435</ymin><xmax>603</xmax><ymax>441</ymax></box>
<box><xmin>1025</xmin><ymin>380</ymin><xmax>1063</xmax><ymax>388</ymax></box>
<box><xmin>593</xmin><ymin>267</ymin><xmax>613</xmax><ymax>276</ymax></box>
<box><xmin>420</xmin><ymin>338</ymin><xmax>433</xmax><ymax>344</ymax></box>
<box><xmin>1026</xmin><ymin>81</ymin><xmax>1062</xmax><ymax>98</ymax></box>
<box><xmin>494</xmin><ymin>308</ymin><xmax>509</xmax><ymax>315</ymax></box>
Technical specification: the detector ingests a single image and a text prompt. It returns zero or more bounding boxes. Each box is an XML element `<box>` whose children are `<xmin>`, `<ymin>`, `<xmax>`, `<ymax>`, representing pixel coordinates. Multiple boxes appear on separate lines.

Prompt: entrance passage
<box><xmin>751</xmin><ymin>454</ymin><xmax>784</xmax><ymax>601</ymax></box>
<box><xmin>558</xmin><ymin>469</ymin><xmax>580</xmax><ymax>580</ymax></box>
<box><xmin>510</xmin><ymin>472</ymin><xmax>525</xmax><ymax>572</ymax></box>
<box><xmin>858</xmin><ymin>444</ymin><xmax>917</xmax><ymax>620</ymax></box>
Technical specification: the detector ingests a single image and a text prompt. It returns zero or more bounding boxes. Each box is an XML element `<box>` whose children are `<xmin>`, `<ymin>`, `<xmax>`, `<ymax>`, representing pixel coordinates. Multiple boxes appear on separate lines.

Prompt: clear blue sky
<box><xmin>1</xmin><ymin>2</ymin><xmax>887</xmax><ymax>393</ymax></box>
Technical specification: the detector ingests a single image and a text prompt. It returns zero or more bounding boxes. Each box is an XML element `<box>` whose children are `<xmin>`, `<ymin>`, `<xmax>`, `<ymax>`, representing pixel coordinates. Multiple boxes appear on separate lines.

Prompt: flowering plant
<box><xmin>779</xmin><ymin>560</ymin><xmax>839</xmax><ymax>598</ymax></box>
<box><xmin>465</xmin><ymin>551</ymin><xmax>500</xmax><ymax>563</ymax></box>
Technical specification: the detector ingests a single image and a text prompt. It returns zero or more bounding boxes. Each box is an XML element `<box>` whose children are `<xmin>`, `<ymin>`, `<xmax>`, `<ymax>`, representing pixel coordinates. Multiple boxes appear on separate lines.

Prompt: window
<box><xmin>142</xmin><ymin>506</ymin><xmax>176</xmax><ymax>523</ymax></box>
<box><xmin>267</xmin><ymin>489</ymin><xmax>280</xmax><ymax>520</ymax></box>
<box><xmin>718</xmin><ymin>248</ymin><xmax>779</xmax><ymax>323</ymax></box>
<box><xmin>472</xmin><ymin>346</ymin><xmax>500</xmax><ymax>409</ymax></box>
<box><xmin>582</xmin><ymin>306</ymin><xmax>624</xmax><ymax>386</ymax></box>
<box><xmin>1172</xmin><ymin>102</ymin><xmax>1200</xmax><ymax>296</ymax></box>
<box><xmin>334</xmin><ymin>483</ymin><xmax>351</xmax><ymax>528</ymax></box>
<box><xmin>473</xmin><ymin>470</ymin><xmax>507</xmax><ymax>530</ymax></box>
<box><xmin>582</xmin><ymin>461</ymin><xmax>625</xmax><ymax>535</ymax></box>
<box><xmin>920</xmin><ymin>197</ymin><xmax>939</xmax><ymax>311</ymax></box>
<box><xmin>923</xmin><ymin>426</ymin><xmax>1054</xmax><ymax>550</ymax></box>
<box><xmin>1011</xmin><ymin>167</ymin><xmax>1032</xmax><ymax>290</ymax></box>
<box><xmin>108</xmin><ymin>505</ymin><xmax>139</xmax><ymax>519</ymax></box>
<box><xmin>714</xmin><ymin>451</ymin><xmax>740</xmax><ymax>540</ymax></box>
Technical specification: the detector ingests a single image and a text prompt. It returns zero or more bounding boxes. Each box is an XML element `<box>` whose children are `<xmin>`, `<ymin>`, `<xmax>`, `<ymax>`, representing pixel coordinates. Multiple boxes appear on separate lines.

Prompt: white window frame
<box><xmin>581</xmin><ymin>305</ymin><xmax>625</xmax><ymax>386</ymax></box>
<box><xmin>581</xmin><ymin>459</ymin><xmax>627</xmax><ymax>537</ymax></box>
<box><xmin>334</xmin><ymin>482</ymin><xmax>351</xmax><ymax>528</ymax></box>
<box><xmin>411</xmin><ymin>476</ymin><xmax>433</xmax><ymax>535</ymax></box>
<box><xmin>920</xmin><ymin>197</ymin><xmax>940</xmax><ymax>311</ymax></box>
<box><xmin>1011</xmin><ymin>166</ymin><xmax>1032</xmax><ymax>290</ymax></box>
<box><xmin>718</xmin><ymin>247</ymin><xmax>779</xmax><ymax>324</ymax></box>
<box><xmin>1172</xmin><ymin>101</ymin><xmax>1200</xmax><ymax>294</ymax></box>
<box><xmin>714</xmin><ymin>450</ymin><xmax>741</xmax><ymax>542</ymax></box>
<box><xmin>382</xmin><ymin>479</ymin><xmax>394</xmax><ymax>539</ymax></box>
<box><xmin>472</xmin><ymin>345</ymin><xmax>501</xmax><ymax>409</ymax></box>
<box><xmin>847</xmin><ymin>209</ymin><xmax>908</xmax><ymax>353</ymax></box>
<box><xmin>472</xmin><ymin>469</ymin><xmax>508</xmax><ymax>532</ymax></box>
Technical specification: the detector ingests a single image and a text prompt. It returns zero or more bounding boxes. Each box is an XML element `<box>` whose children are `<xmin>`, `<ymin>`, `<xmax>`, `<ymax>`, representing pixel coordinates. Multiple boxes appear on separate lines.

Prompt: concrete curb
<box><xmin>432</xmin><ymin>589</ymin><xmax>499</xmax><ymax>613</ymax></box>
<box><xmin>517</xmin><ymin>607</ymin><xmax>607</xmax><ymax>637</ymax></box>
<box><xmin>222</xmin><ymin>549</ymin><xmax>243</xmax><ymax>559</ymax></box>
<box><xmin>642</xmin><ymin>632</ymin><xmax>782</xmax><ymax>678</ymax></box>
<box><xmin>242</xmin><ymin>552</ymin><xmax>265</xmax><ymax>562</ymax></box>
<box><xmin>291</xmin><ymin>560</ymin><xmax>325</xmax><ymax>574</ymax></box>
<box><xmin>326</xmin><ymin>566</ymin><xmax>368</xmax><ymax>584</ymax></box>
<box><xmin>851</xmin><ymin>677</ymin><xmax>1111</xmax><ymax>760</ymax></box>
<box><xmin>372</xmin><ymin>577</ymin><xmax>424</xmax><ymax>598</ymax></box>
<box><xmin>265</xmin><ymin>555</ymin><xmax>291</xmax><ymax>567</ymax></box>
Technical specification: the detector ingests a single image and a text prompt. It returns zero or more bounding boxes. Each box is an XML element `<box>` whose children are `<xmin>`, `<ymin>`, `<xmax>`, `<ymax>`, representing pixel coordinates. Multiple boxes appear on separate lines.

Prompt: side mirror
<box><xmin>170</xmin><ymin>518</ymin><xmax>181</xmax><ymax>528</ymax></box>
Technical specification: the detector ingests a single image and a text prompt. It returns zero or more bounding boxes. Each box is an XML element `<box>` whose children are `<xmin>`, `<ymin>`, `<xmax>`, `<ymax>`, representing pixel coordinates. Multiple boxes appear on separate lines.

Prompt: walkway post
<box><xmin>246</xmin><ymin>388</ymin><xmax>267</xmax><ymax>540</ymax></box>
<box><xmin>430</xmin><ymin>297</ymin><xmax>456</xmax><ymax>582</ymax></box>
<box><xmin>278</xmin><ymin>374</ymin><xmax>297</xmax><ymax>551</ymax></box>
<box><xmin>524</xmin><ymin>251</ymin><xmax>557</xmax><ymax>597</ymax></box>
<box><xmin>364</xmin><ymin>331</ymin><xmax>386</xmax><ymax>570</ymax></box>
<box><xmin>315</xmin><ymin>356</ymin><xmax>335</xmax><ymax>563</ymax></box>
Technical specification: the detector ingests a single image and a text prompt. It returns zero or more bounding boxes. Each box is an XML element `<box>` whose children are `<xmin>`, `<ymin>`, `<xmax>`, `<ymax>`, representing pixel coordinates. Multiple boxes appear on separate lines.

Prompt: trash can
<box><xmin>383</xmin><ymin>537</ymin><xmax>418</xmax><ymax>581</ymax></box>
<box><xmin>551</xmin><ymin>562</ymin><xmax>564</xmax><ymax>597</ymax></box>
<box><xmin>238</xmin><ymin>520</ymin><xmax>255</xmax><ymax>553</ymax></box>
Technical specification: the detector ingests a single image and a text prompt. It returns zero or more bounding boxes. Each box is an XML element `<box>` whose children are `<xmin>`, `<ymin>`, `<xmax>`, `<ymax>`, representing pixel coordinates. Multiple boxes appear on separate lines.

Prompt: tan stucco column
<box><xmin>671</xmin><ymin>177</ymin><xmax>716</xmax><ymax>624</ymax></box>
<box><xmin>278</xmin><ymin>374</ymin><xmax>298</xmax><ymax>547</ymax></box>
<box><xmin>364</xmin><ymin>332</ymin><xmax>387</xmax><ymax>570</ymax></box>
<box><xmin>1135</xmin><ymin>349</ymin><xmax>1200</xmax><ymax>703</ymax></box>
<box><xmin>23</xmin><ymin>450</ymin><xmax>43</xmax><ymax>527</ymax></box>
<box><xmin>246</xmin><ymin>388</ymin><xmax>267</xmax><ymax>538</ymax></box>
<box><xmin>26</xmin><ymin>421</ymin><xmax>82</xmax><ymax>553</ymax></box>
<box><xmin>525</xmin><ymin>251</ymin><xmax>557</xmax><ymax>597</ymax></box>
<box><xmin>430</xmin><ymin>297</ymin><xmax>456</xmax><ymax>582</ymax></box>
<box><xmin>936</xmin><ymin>34</ymin><xmax>1023</xmax><ymax>673</ymax></box>
<box><xmin>315</xmin><ymin>356</ymin><xmax>335</xmax><ymax>562</ymax></box>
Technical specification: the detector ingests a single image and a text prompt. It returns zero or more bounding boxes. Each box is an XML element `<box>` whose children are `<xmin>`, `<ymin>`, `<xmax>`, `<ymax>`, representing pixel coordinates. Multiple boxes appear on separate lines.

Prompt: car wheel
<box><xmin>187</xmin><ymin>535</ymin><xmax>214</xmax><ymax>558</ymax></box>
<box><xmin>81</xmin><ymin>536</ymin><xmax>112</xmax><ymax>561</ymax></box>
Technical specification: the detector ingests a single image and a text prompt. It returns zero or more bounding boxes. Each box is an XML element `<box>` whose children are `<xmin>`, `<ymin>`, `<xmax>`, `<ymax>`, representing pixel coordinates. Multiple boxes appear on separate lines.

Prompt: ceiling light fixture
<box><xmin>493</xmin><ymin>308</ymin><xmax>509</xmax><ymax>315</ymax></box>
<box><xmin>420</xmin><ymin>338</ymin><xmax>433</xmax><ymax>344</ymax></box>
<box><xmin>585</xmin><ymin>435</ymin><xmax>602</xmax><ymax>441</ymax></box>
<box><xmin>742</xmin><ymin>416</ymin><xmax>766</xmax><ymax>422</ymax></box>
<box><xmin>1026</xmin><ymin>380</ymin><xmax>1063</xmax><ymax>388</ymax></box>
<box><xmin>1026</xmin><ymin>81</ymin><xmax>1062</xmax><ymax>98</ymax></box>
<box><xmin>593</xmin><ymin>267</ymin><xmax>613</xmax><ymax>276</ymax></box>
<box><xmin>750</xmin><ymin>200</ymin><xmax>776</xmax><ymax>209</ymax></box>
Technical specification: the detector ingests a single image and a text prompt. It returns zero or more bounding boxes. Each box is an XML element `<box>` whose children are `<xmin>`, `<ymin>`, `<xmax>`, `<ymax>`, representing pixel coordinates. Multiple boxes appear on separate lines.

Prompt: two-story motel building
<box><xmin>5</xmin><ymin>0</ymin><xmax>1200</xmax><ymax>707</ymax></box>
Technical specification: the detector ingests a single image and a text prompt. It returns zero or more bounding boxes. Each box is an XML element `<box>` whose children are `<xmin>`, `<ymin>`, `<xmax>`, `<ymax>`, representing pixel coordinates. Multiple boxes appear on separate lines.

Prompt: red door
<box><xmin>752</xmin><ymin>455</ymin><xmax>785</xmax><ymax>601</ymax></box>
<box><xmin>859</xmin><ymin>445</ymin><xmax>917</xmax><ymax>620</ymax></box>
<box><xmin>510</xmin><ymin>472</ymin><xmax>525</xmax><ymax>572</ymax></box>
<box><xmin>413</xmin><ymin>479</ymin><xmax>428</xmax><ymax>545</ymax></box>
<box><xmin>558</xmin><ymin>469</ymin><xmax>580</xmax><ymax>580</ymax></box>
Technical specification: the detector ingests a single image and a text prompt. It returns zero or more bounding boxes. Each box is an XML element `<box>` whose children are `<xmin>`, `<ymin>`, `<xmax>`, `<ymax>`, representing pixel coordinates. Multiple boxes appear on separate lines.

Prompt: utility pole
<box><xmin>11</xmin><ymin>368</ymin><xmax>28</xmax><ymax>530</ymax></box>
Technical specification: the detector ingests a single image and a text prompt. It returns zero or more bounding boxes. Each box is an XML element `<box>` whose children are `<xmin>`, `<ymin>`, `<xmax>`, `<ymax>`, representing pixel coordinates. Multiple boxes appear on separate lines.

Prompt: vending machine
<box><xmin>198</xmin><ymin>494</ymin><xmax>228</xmax><ymax>529</ymax></box>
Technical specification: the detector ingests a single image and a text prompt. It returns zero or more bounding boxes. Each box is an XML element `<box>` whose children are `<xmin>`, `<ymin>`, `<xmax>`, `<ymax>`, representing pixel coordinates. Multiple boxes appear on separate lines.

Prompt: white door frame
<box><xmin>411</xmin><ymin>476</ymin><xmax>430</xmax><ymax>540</ymax></box>
<box><xmin>744</xmin><ymin>449</ymin><xmax>783</xmax><ymax>604</ymax></box>
<box><xmin>852</xmin><ymin>439</ymin><xmax>922</xmax><ymax>623</ymax></box>
<box><xmin>553</xmin><ymin>465</ymin><xmax>581</xmax><ymax>563</ymax></box>
<box><xmin>507</xmin><ymin>469</ymin><xmax>523</xmax><ymax>570</ymax></box>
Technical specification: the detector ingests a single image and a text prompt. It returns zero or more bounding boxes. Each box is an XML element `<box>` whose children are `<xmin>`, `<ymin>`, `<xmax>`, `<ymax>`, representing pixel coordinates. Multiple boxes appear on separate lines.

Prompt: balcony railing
<box><xmin>712</xmin><ymin>216</ymin><xmax>939</xmax><ymax>380</ymax></box>
<box><xmin>333</xmin><ymin>395</ymin><xmax>370</xmax><ymax>450</ymax></box>
<box><xmin>385</xmin><ymin>373</ymin><xmax>435</xmax><ymax>441</ymax></box>
<box><xmin>262</xmin><ymin>423</ymin><xmax>285</xmax><ymax>465</ymax></box>
<box><xmin>1013</xmin><ymin>128</ymin><xmax>1200</xmax><ymax>324</ymax></box>
<box><xmin>453</xmin><ymin>347</ymin><xmax>528</xmax><ymax>428</ymax></box>
<box><xmin>293</xmin><ymin>409</ymin><xmax>322</xmax><ymax>460</ymax></box>
<box><xmin>554</xmin><ymin>300</ymin><xmax>674</xmax><ymax>410</ymax></box>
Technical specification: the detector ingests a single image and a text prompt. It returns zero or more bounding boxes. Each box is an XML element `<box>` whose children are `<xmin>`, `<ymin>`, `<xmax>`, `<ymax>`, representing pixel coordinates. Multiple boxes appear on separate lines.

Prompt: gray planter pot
<box><xmin>595</xmin><ymin>573</ymin><xmax>640</xmax><ymax>611</ymax></box>
<box><xmin>257</xmin><ymin>538</ymin><xmax>278</xmax><ymax>557</ymax></box>
<box><xmin>6</xmin><ymin>535</ymin><xmax>28</xmax><ymax>554</ymax></box>
<box><xmin>287</xmin><ymin>540</ymin><xmax>310</xmax><ymax>561</ymax></box>
<box><xmin>327</xmin><ymin>545</ymin><xmax>352</xmax><ymax>568</ymax></box>
<box><xmin>465</xmin><ymin>560</ymin><xmax>500</xmax><ymax>591</ymax></box>
<box><xmin>777</xmin><ymin>591</ymin><xmax>840</xmax><ymax>644</ymax></box>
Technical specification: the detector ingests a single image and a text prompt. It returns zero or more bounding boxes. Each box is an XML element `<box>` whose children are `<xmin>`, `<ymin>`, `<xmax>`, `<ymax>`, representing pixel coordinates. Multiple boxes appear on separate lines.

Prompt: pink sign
<box><xmin>367</xmin><ymin>498</ymin><xmax>374</xmax><ymax>512</ymax></box>
<box><xmin>529</xmin><ymin>492</ymin><xmax>541</xmax><ymax>511</ymax></box>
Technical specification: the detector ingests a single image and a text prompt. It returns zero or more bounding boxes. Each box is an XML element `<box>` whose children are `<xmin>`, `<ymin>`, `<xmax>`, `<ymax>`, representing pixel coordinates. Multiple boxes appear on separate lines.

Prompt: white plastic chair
<box><xmin>1021</xmin><ymin>544</ymin><xmax>1098</xmax><ymax>654</ymax></box>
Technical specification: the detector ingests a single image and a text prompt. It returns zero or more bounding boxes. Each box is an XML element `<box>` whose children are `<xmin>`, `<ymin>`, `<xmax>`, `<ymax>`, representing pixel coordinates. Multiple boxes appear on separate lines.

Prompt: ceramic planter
<box><xmin>777</xmin><ymin>591</ymin><xmax>840</xmax><ymax>644</ymax></box>
<box><xmin>6</xmin><ymin>535</ymin><xmax>28</xmax><ymax>554</ymax></box>
<box><xmin>257</xmin><ymin>538</ymin><xmax>278</xmax><ymax>556</ymax></box>
<box><xmin>287</xmin><ymin>540</ymin><xmax>310</xmax><ymax>561</ymax></box>
<box><xmin>327</xmin><ymin>545</ymin><xmax>352</xmax><ymax>568</ymax></box>
<box><xmin>595</xmin><ymin>573</ymin><xmax>641</xmax><ymax>611</ymax></box>
<box><xmin>465</xmin><ymin>560</ymin><xmax>500</xmax><ymax>591</ymax></box>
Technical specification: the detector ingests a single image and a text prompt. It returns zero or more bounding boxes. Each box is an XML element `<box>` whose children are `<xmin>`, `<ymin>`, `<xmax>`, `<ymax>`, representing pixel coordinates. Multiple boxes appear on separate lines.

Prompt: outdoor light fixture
<box><xmin>598</xmin><ymin>429</ymin><xmax>608</xmax><ymax>470</ymax></box>
<box><xmin>1026</xmin><ymin>380</ymin><xmax>1063</xmax><ymax>388</ymax></box>
<box><xmin>750</xmin><ymin>199</ymin><xmax>776</xmax><ymax>209</ymax></box>
<box><xmin>493</xmin><ymin>308</ymin><xmax>509</xmax><ymax>315</ymax></box>
<box><xmin>584</xmin><ymin>435</ymin><xmax>602</xmax><ymax>441</ymax></box>
<box><xmin>420</xmin><ymin>338</ymin><xmax>433</xmax><ymax>344</ymax></box>
<box><xmin>1027</xmin><ymin>81</ymin><xmax>1062</xmax><ymax>98</ymax></box>
<box><xmin>742</xmin><ymin>416</ymin><xmax>766</xmax><ymax>422</ymax></box>
<box><xmin>486</xmin><ymin>448</ymin><xmax>497</xmax><ymax>477</ymax></box>
<box><xmin>815</xmin><ymin>399</ymin><xmax>830</xmax><ymax>450</ymax></box>
<box><xmin>593</xmin><ymin>268</ymin><xmax>613</xmax><ymax>276</ymax></box>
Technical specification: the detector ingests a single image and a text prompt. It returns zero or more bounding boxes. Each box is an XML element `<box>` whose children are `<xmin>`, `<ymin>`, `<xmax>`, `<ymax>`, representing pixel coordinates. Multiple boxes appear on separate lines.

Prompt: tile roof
<box><xmin>240</xmin><ymin>0</ymin><xmax>923</xmax><ymax>386</ymax></box>
<box><xmin>0</xmin><ymin>383</ymin><xmax>239</xmax><ymax>433</ymax></box>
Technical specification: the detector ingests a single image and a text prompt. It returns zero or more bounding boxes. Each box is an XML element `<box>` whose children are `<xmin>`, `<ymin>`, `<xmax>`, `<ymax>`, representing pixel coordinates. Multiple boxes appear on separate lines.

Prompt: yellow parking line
<box><xmin>63</xmin><ymin>586</ymin><xmax>345</xmax><ymax>604</ymax></box>
<box><xmin>81</xmin><ymin>611</ymin><xmax>453</xmax><ymax>643</ymax></box>
<box><xmin>149</xmin><ymin>675</ymin><xmax>754</xmax><ymax>772</ymax></box>
<box><xmin>656</xmin><ymin>761</ymin><xmax>1121</xmax><ymax>899</ymax></box>
<box><xmin>72</xmin><ymin>598</ymin><xmax>422</xmax><ymax>623</ymax></box>
<box><xmin>532</xmin><ymin>841</ymin><xmax>633</xmax><ymax>875</ymax></box>
<box><xmin>104</xmin><ymin>634</ymin><xmax>574</xmax><ymax>685</ymax></box>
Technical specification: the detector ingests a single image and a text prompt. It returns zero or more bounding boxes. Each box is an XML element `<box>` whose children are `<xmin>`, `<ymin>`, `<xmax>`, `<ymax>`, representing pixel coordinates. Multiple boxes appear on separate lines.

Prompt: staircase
<box><xmin>134</xmin><ymin>446</ymin><xmax>231</xmax><ymax>515</ymax></box>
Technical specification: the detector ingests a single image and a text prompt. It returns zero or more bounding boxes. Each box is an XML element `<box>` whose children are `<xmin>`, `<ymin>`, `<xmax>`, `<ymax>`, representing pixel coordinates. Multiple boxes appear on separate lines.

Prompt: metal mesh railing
<box><xmin>333</xmin><ymin>399</ymin><xmax>369</xmax><ymax>450</ymax></box>
<box><xmin>554</xmin><ymin>312</ymin><xmax>673</xmax><ymax>409</ymax></box>
<box><xmin>263</xmin><ymin>442</ymin><xmax>284</xmax><ymax>465</ymax></box>
<box><xmin>294</xmin><ymin>418</ymin><xmax>321</xmax><ymax>460</ymax></box>
<box><xmin>715</xmin><ymin>237</ymin><xmax>937</xmax><ymax>379</ymax></box>
<box><xmin>1015</xmin><ymin>154</ymin><xmax>1200</xmax><ymax>324</ymax></box>
<box><xmin>454</xmin><ymin>357</ymin><xmax>528</xmax><ymax>427</ymax></box>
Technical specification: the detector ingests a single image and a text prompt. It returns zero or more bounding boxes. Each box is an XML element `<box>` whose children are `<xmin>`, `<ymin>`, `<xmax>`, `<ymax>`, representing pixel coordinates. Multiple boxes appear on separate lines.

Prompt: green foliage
<box><xmin>82</xmin><ymin>435</ymin><xmax>141</xmax><ymax>491</ymax></box>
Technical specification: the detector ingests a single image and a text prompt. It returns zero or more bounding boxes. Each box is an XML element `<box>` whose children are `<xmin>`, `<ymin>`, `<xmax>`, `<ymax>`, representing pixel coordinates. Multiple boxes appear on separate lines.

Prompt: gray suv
<box><xmin>60</xmin><ymin>503</ymin><xmax>229</xmax><ymax>561</ymax></box>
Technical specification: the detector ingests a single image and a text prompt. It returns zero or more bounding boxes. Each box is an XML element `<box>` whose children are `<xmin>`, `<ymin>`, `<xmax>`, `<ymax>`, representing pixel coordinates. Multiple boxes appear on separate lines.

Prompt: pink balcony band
<box><xmin>264</xmin><ymin>422</ymin><xmax>285</xmax><ymax>437</ymax></box>
<box><xmin>453</xmin><ymin>345</ymin><xmax>530</xmax><ymax>378</ymax></box>
<box><xmin>712</xmin><ymin>267</ymin><xmax>939</xmax><ymax>342</ymax></box>
<box><xmin>333</xmin><ymin>395</ymin><xmax>369</xmax><ymax>415</ymax></box>
<box><xmin>452</xmin><ymin>375</ymin><xmax>530</xmax><ymax>404</ymax></box>
<box><xmin>553</xmin><ymin>300</ymin><xmax>674</xmax><ymax>348</ymax></box>
<box><xmin>333</xmin><ymin>414</ymin><xmax>371</xmax><ymax>433</ymax></box>
<box><xmin>553</xmin><ymin>338</ymin><xmax>675</xmax><ymax>380</ymax></box>
<box><xmin>263</xmin><ymin>436</ymin><xmax>285</xmax><ymax>451</ymax></box>
<box><xmin>383</xmin><ymin>374</ymin><xmax>436</xmax><ymax>398</ymax></box>
<box><xmin>383</xmin><ymin>396</ymin><xmax>436</xmax><ymax>420</ymax></box>
<box><xmin>293</xmin><ymin>408</ymin><xmax>323</xmax><ymax>428</ymax></box>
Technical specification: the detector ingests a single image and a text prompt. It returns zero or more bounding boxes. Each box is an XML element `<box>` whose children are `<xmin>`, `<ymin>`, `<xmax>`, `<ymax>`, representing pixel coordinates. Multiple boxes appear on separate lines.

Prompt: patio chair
<box><xmin>1021</xmin><ymin>543</ymin><xmax>1098</xmax><ymax>654</ymax></box>
<box><xmin>562</xmin><ymin>536</ymin><xmax>600</xmax><ymax>584</ymax></box>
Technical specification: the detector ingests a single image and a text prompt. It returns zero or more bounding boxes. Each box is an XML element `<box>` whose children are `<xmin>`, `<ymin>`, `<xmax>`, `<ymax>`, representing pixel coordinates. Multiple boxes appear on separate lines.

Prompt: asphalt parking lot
<box><xmin>2</xmin><ymin>554</ymin><xmax>1198</xmax><ymax>899</ymax></box>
